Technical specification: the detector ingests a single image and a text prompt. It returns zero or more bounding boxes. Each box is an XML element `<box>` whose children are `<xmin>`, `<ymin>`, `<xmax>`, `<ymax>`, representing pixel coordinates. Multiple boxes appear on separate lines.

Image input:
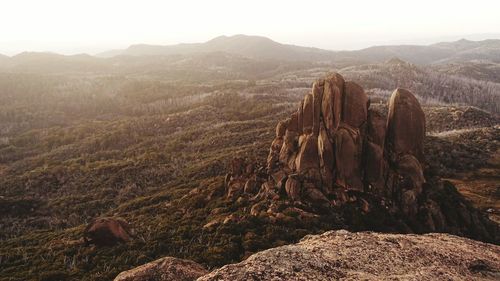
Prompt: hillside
<box><xmin>340</xmin><ymin>59</ymin><xmax>500</xmax><ymax>114</ymax></box>
<box><xmin>433</xmin><ymin>61</ymin><xmax>500</xmax><ymax>83</ymax></box>
<box><xmin>0</xmin><ymin>36</ymin><xmax>499</xmax><ymax>280</ymax></box>
<box><xmin>2</xmin><ymin>37</ymin><xmax>500</xmax><ymax>71</ymax></box>
<box><xmin>0</xmin><ymin>69</ymin><xmax>498</xmax><ymax>280</ymax></box>
<box><xmin>336</xmin><ymin>39</ymin><xmax>500</xmax><ymax>65</ymax></box>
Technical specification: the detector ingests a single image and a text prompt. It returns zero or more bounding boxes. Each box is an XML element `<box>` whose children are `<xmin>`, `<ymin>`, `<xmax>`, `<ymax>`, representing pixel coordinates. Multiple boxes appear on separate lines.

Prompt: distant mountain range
<box><xmin>95</xmin><ymin>35</ymin><xmax>500</xmax><ymax>65</ymax></box>
<box><xmin>1</xmin><ymin>35</ymin><xmax>500</xmax><ymax>70</ymax></box>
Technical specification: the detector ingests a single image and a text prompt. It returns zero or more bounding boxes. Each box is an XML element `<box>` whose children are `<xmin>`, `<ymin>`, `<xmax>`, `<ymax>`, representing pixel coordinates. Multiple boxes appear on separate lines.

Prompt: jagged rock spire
<box><xmin>264</xmin><ymin>73</ymin><xmax>426</xmax><ymax>211</ymax></box>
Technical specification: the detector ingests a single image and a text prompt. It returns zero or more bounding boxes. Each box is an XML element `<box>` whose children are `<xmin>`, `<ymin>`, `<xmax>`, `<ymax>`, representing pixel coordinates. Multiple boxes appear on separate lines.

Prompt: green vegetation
<box><xmin>0</xmin><ymin>53</ymin><xmax>498</xmax><ymax>280</ymax></box>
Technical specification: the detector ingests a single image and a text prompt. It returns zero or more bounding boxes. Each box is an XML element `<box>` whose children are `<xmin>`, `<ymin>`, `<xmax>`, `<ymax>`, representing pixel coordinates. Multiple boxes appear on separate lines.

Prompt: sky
<box><xmin>1</xmin><ymin>0</ymin><xmax>500</xmax><ymax>55</ymax></box>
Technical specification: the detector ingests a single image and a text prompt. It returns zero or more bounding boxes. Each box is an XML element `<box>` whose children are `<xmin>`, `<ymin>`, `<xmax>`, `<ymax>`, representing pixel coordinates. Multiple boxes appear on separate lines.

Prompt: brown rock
<box><xmin>84</xmin><ymin>217</ymin><xmax>133</xmax><ymax>246</ymax></box>
<box><xmin>297</xmin><ymin>100</ymin><xmax>304</xmax><ymax>134</ymax></box>
<box><xmin>270</xmin><ymin>138</ymin><xmax>284</xmax><ymax>154</ymax></box>
<box><xmin>333</xmin><ymin>188</ymin><xmax>349</xmax><ymax>204</ymax></box>
<box><xmin>318</xmin><ymin>125</ymin><xmax>334</xmax><ymax>192</ymax></box>
<box><xmin>279</xmin><ymin>130</ymin><xmax>298</xmax><ymax>170</ymax></box>
<box><xmin>224</xmin><ymin>173</ymin><xmax>231</xmax><ymax>189</ymax></box>
<box><xmin>227</xmin><ymin>181</ymin><xmax>244</xmax><ymax>199</ymax></box>
<box><xmin>267</xmin><ymin>137</ymin><xmax>284</xmax><ymax>170</ymax></box>
<box><xmin>366</xmin><ymin>109</ymin><xmax>386</xmax><ymax>146</ymax></box>
<box><xmin>114</xmin><ymin>256</ymin><xmax>207</xmax><ymax>281</ymax></box>
<box><xmin>334</xmin><ymin>127</ymin><xmax>363</xmax><ymax>191</ymax></box>
<box><xmin>271</xmin><ymin>170</ymin><xmax>287</xmax><ymax>185</ymax></box>
<box><xmin>304</xmin><ymin>187</ymin><xmax>330</xmax><ymax>206</ymax></box>
<box><xmin>250</xmin><ymin>202</ymin><xmax>267</xmax><ymax>216</ymax></box>
<box><xmin>387</xmin><ymin>88</ymin><xmax>426</xmax><ymax>162</ymax></box>
<box><xmin>285</xmin><ymin>177</ymin><xmax>301</xmax><ymax>201</ymax></box>
<box><xmin>302</xmin><ymin>93</ymin><xmax>314</xmax><ymax>134</ymax></box>
<box><xmin>223</xmin><ymin>214</ymin><xmax>239</xmax><ymax>224</ymax></box>
<box><xmin>244</xmin><ymin>178</ymin><xmax>258</xmax><ymax>194</ymax></box>
<box><xmin>364</xmin><ymin>141</ymin><xmax>384</xmax><ymax>185</ymax></box>
<box><xmin>271</xmin><ymin>170</ymin><xmax>288</xmax><ymax>183</ymax></box>
<box><xmin>397</xmin><ymin>154</ymin><xmax>425</xmax><ymax>193</ymax></box>
<box><xmin>322</xmin><ymin>74</ymin><xmax>344</xmax><ymax>138</ymax></box>
<box><xmin>288</xmin><ymin>112</ymin><xmax>299</xmax><ymax>132</ymax></box>
<box><xmin>426</xmin><ymin>200</ymin><xmax>446</xmax><ymax>232</ymax></box>
<box><xmin>401</xmin><ymin>189</ymin><xmax>419</xmax><ymax>217</ymax></box>
<box><xmin>256</xmin><ymin>181</ymin><xmax>278</xmax><ymax>199</ymax></box>
<box><xmin>275</xmin><ymin>120</ymin><xmax>287</xmax><ymax>138</ymax></box>
<box><xmin>312</xmin><ymin>82</ymin><xmax>323</xmax><ymax>136</ymax></box>
<box><xmin>343</xmin><ymin>81</ymin><xmax>368</xmax><ymax>128</ymax></box>
<box><xmin>203</xmin><ymin>218</ymin><xmax>222</xmax><ymax>230</ymax></box>
<box><xmin>295</xmin><ymin>134</ymin><xmax>320</xmax><ymax>175</ymax></box>
<box><xmin>198</xmin><ymin>230</ymin><xmax>500</xmax><ymax>281</ymax></box>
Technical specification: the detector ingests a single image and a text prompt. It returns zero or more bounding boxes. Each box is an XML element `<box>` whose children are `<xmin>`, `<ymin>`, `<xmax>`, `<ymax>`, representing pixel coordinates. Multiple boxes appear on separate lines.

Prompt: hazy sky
<box><xmin>1</xmin><ymin>0</ymin><xmax>500</xmax><ymax>55</ymax></box>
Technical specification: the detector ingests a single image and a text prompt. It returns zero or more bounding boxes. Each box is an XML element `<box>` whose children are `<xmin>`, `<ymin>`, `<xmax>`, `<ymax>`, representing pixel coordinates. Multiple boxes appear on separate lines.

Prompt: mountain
<box><xmin>2</xmin><ymin>36</ymin><xmax>500</xmax><ymax>74</ymax></box>
<box><xmin>97</xmin><ymin>35</ymin><xmax>337</xmax><ymax>62</ymax></box>
<box><xmin>0</xmin><ymin>52</ymin><xmax>110</xmax><ymax>73</ymax></box>
<box><xmin>432</xmin><ymin>39</ymin><xmax>500</xmax><ymax>62</ymax></box>
<box><xmin>333</xmin><ymin>39</ymin><xmax>500</xmax><ymax>65</ymax></box>
<box><xmin>334</xmin><ymin>44</ymin><xmax>454</xmax><ymax>65</ymax></box>
<box><xmin>96</xmin><ymin>35</ymin><xmax>500</xmax><ymax>65</ymax></box>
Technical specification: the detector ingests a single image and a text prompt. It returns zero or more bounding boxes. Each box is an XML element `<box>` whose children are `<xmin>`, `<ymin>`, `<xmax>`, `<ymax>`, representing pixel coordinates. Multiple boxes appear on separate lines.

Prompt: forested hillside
<box><xmin>0</xmin><ymin>39</ymin><xmax>499</xmax><ymax>280</ymax></box>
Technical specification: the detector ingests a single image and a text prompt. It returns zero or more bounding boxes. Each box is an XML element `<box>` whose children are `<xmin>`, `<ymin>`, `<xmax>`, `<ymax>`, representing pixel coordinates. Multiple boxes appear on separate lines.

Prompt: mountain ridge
<box><xmin>98</xmin><ymin>34</ymin><xmax>336</xmax><ymax>62</ymax></box>
<box><xmin>93</xmin><ymin>35</ymin><xmax>500</xmax><ymax>64</ymax></box>
<box><xmin>1</xmin><ymin>35</ymin><xmax>499</xmax><ymax>66</ymax></box>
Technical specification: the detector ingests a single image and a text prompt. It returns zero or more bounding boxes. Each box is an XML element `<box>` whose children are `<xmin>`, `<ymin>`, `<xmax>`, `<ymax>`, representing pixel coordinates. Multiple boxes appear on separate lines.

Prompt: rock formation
<box><xmin>264</xmin><ymin>73</ymin><xmax>426</xmax><ymax>208</ymax></box>
<box><xmin>113</xmin><ymin>257</ymin><xmax>207</xmax><ymax>281</ymax></box>
<box><xmin>83</xmin><ymin>217</ymin><xmax>134</xmax><ymax>246</ymax></box>
<box><xmin>224</xmin><ymin>73</ymin><xmax>499</xmax><ymax>243</ymax></box>
<box><xmin>198</xmin><ymin>230</ymin><xmax>500</xmax><ymax>281</ymax></box>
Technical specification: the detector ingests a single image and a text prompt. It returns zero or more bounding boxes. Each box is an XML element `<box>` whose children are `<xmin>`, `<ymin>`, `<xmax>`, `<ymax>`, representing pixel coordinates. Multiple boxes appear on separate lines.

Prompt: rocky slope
<box><xmin>198</xmin><ymin>230</ymin><xmax>500</xmax><ymax>281</ymax></box>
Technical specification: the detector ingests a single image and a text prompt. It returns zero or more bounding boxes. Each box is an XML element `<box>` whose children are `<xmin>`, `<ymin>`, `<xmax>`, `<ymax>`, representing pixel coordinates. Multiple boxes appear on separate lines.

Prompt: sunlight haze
<box><xmin>1</xmin><ymin>0</ymin><xmax>500</xmax><ymax>54</ymax></box>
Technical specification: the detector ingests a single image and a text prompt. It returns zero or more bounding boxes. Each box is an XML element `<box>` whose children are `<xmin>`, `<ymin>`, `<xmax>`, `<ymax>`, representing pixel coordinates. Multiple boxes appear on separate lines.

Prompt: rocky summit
<box><xmin>224</xmin><ymin>72</ymin><xmax>498</xmax><ymax>243</ymax></box>
<box><xmin>198</xmin><ymin>230</ymin><xmax>500</xmax><ymax>281</ymax></box>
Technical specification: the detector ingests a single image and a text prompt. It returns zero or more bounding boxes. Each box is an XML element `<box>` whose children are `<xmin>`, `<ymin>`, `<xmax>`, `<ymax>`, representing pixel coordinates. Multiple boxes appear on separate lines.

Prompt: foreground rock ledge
<box><xmin>198</xmin><ymin>230</ymin><xmax>500</xmax><ymax>281</ymax></box>
<box><xmin>114</xmin><ymin>256</ymin><xmax>208</xmax><ymax>281</ymax></box>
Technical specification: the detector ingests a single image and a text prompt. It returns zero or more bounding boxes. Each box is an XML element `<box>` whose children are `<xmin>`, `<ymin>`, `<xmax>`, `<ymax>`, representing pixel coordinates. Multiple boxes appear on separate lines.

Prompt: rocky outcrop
<box><xmin>114</xmin><ymin>257</ymin><xmax>207</xmax><ymax>281</ymax></box>
<box><xmin>223</xmin><ymin>73</ymin><xmax>499</xmax><ymax>243</ymax></box>
<box><xmin>386</xmin><ymin>88</ymin><xmax>426</xmax><ymax>162</ymax></box>
<box><xmin>198</xmin><ymin>230</ymin><xmax>500</xmax><ymax>281</ymax></box>
<box><xmin>83</xmin><ymin>217</ymin><xmax>134</xmax><ymax>246</ymax></box>
<box><xmin>263</xmin><ymin>75</ymin><xmax>426</xmax><ymax>204</ymax></box>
